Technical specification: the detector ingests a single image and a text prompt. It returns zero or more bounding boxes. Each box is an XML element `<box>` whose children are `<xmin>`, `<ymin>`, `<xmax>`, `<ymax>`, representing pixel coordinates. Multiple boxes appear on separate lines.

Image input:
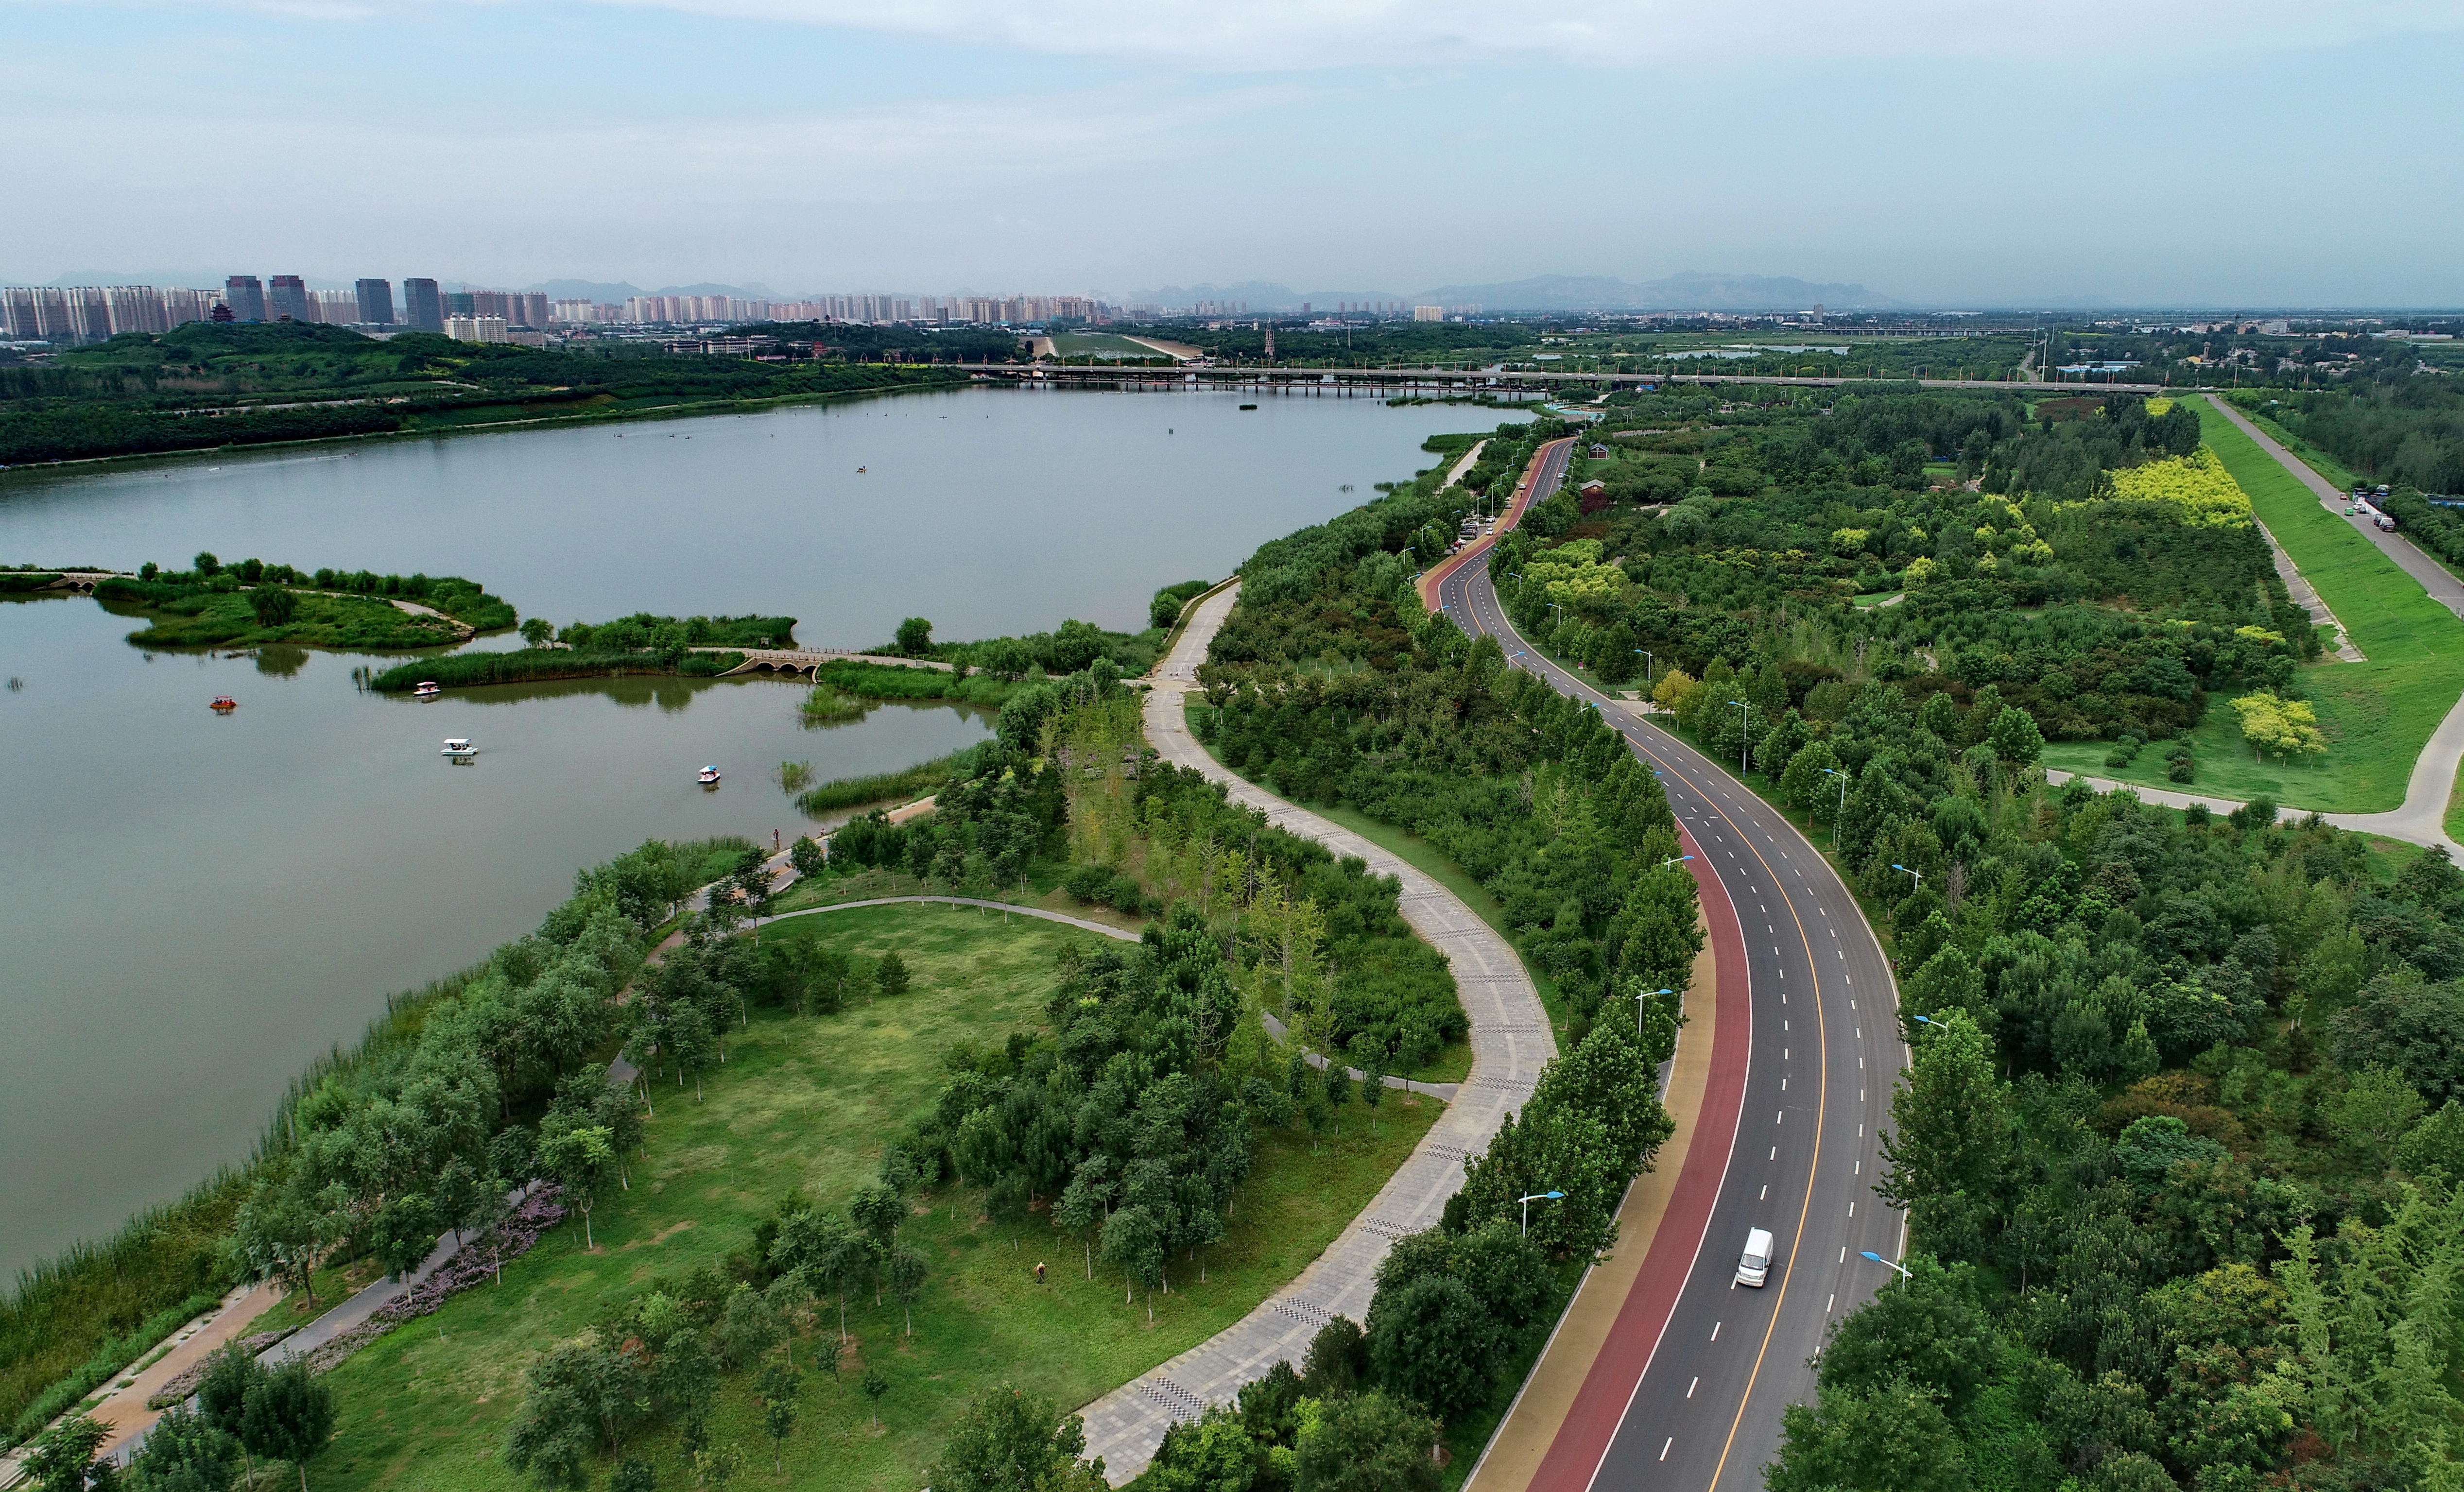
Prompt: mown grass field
<box><xmin>303</xmin><ymin>904</ymin><xmax>1439</xmax><ymax>1492</ymax></box>
<box><xmin>2040</xmin><ymin>396</ymin><xmax>2464</xmax><ymax>814</ymax></box>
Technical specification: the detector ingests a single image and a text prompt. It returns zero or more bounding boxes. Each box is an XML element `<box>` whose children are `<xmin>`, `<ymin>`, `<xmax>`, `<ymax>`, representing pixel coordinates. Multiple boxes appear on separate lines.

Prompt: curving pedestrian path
<box><xmin>1072</xmin><ymin>583</ymin><xmax>1555</xmax><ymax>1484</ymax></box>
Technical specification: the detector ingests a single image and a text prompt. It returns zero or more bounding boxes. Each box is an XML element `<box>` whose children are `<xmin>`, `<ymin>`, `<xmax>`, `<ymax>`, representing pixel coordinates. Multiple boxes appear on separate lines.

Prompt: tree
<box><xmin>24</xmin><ymin>1415</ymin><xmax>108</xmax><ymax>1492</ymax></box>
<box><xmin>890</xmin><ymin>1245</ymin><xmax>929</xmax><ymax>1337</ymax></box>
<box><xmin>519</xmin><ymin>617</ymin><xmax>554</xmax><ymax>648</ymax></box>
<box><xmin>1988</xmin><ymin>705</ymin><xmax>2043</xmax><ymax>767</ymax></box>
<box><xmin>653</xmin><ymin>1329</ymin><xmax>720</xmax><ymax>1447</ymax></box>
<box><xmin>1764</xmin><ymin>1377</ymin><xmax>1971</xmax><ymax>1492</ymax></box>
<box><xmin>1815</xmin><ymin>1260</ymin><xmax>1995</xmax><ymax>1412</ymax></box>
<box><xmin>370</xmin><ymin>1190</ymin><xmax>436</xmax><ymax>1280</ymax></box>
<box><xmin>2229</xmin><ymin>691</ymin><xmax>2326</xmax><ymax>762</ymax></box>
<box><xmin>1292</xmin><ymin>1390</ymin><xmax>1441</xmax><ymax>1492</ymax></box>
<box><xmin>2329</xmin><ymin>1063</ymin><xmax>2427</xmax><ymax>1163</ymax></box>
<box><xmin>1102</xmin><ymin>1204</ymin><xmax>1166</xmax><ymax>1316</ymax></box>
<box><xmin>925</xmin><ymin>1387</ymin><xmax>1108</xmax><ymax>1492</ymax></box>
<box><xmin>862</xmin><ymin>1369</ymin><xmax>890</xmax><ymax>1432</ymax></box>
<box><xmin>690</xmin><ymin>1443</ymin><xmax>743</xmax><ymax>1492</ymax></box>
<box><xmin>715</xmin><ymin>1284</ymin><xmax>785</xmax><ymax>1371</ymax></box>
<box><xmin>610</xmin><ymin>1460</ymin><xmax>655</xmax><ymax>1492</ymax></box>
<box><xmin>197</xmin><ymin>1343</ymin><xmax>270</xmax><ymax>1487</ymax></box>
<box><xmin>756</xmin><ymin>1363</ymin><xmax>800</xmax><ymax>1475</ymax></box>
<box><xmin>248</xmin><ymin>585</ymin><xmax>296</xmax><ymax>627</ymax></box>
<box><xmin>1366</xmin><ymin>1273</ymin><xmax>1499</xmax><ymax>1422</ymax></box>
<box><xmin>875</xmin><ymin>952</ymin><xmax>911</xmax><ymax>1000</ymax></box>
<box><xmin>895</xmin><ymin>617</ymin><xmax>934</xmax><ymax>657</ymax></box>
<box><xmin>1055</xmin><ymin>1166</ymin><xmax>1111</xmax><ymax>1279</ymax></box>
<box><xmin>787</xmin><ymin>835</ymin><xmax>826</xmax><ymax>880</ymax></box>
<box><xmin>240</xmin><ymin>1359</ymin><xmax>336</xmax><ymax>1492</ymax></box>
<box><xmin>225</xmin><ymin>1180</ymin><xmax>329</xmax><ymax>1309</ymax></box>
<box><xmin>128</xmin><ymin>1405</ymin><xmax>241</xmax><ymax>1492</ymax></box>
<box><xmin>1878</xmin><ymin>1010</ymin><xmax>2011</xmax><ymax>1257</ymax></box>
<box><xmin>536</xmin><ymin>1123</ymin><xmax>616</xmax><ymax>1249</ymax></box>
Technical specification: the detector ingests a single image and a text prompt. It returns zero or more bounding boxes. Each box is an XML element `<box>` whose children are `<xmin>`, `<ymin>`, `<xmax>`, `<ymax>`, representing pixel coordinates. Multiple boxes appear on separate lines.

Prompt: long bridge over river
<box><xmin>953</xmin><ymin>363</ymin><xmax>2174</xmax><ymax>396</ymax></box>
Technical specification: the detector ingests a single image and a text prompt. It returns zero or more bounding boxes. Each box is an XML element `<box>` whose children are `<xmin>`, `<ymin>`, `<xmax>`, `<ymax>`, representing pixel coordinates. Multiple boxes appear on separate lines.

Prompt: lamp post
<box><xmin>1636</xmin><ymin>987</ymin><xmax>1674</xmax><ymax>1039</ymax></box>
<box><xmin>1661</xmin><ymin>854</ymin><xmax>1693</xmax><ymax>871</ymax></box>
<box><xmin>1728</xmin><ymin>700</ymin><xmax>1753</xmax><ymax>774</ymax></box>
<box><xmin>1822</xmin><ymin>766</ymin><xmax>1849</xmax><ymax>826</ymax></box>
<box><xmin>1859</xmin><ymin>1250</ymin><xmax>1914</xmax><ymax>1284</ymax></box>
<box><xmin>1637</xmin><ymin>649</ymin><xmax>1654</xmax><ymax>685</ymax></box>
<box><xmin>1518</xmin><ymin>1190</ymin><xmax>1565</xmax><ymax>1238</ymax></box>
<box><xmin>1892</xmin><ymin>862</ymin><xmax>1923</xmax><ymax>893</ymax></box>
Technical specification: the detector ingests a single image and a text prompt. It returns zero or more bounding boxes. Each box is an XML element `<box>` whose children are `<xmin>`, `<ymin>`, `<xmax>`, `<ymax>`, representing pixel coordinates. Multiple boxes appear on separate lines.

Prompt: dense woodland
<box><xmin>1419</xmin><ymin>390</ymin><xmax>2464</xmax><ymax>1490</ymax></box>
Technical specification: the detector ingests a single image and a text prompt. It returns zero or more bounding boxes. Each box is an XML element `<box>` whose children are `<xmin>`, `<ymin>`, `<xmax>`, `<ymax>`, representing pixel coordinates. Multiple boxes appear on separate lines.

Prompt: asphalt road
<box><xmin>1436</xmin><ymin>440</ymin><xmax>1908</xmax><ymax>1492</ymax></box>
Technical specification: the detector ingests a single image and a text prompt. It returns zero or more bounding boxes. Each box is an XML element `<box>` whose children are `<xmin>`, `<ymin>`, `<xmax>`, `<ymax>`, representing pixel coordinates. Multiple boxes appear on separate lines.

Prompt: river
<box><xmin>0</xmin><ymin>386</ymin><xmax>1521</xmax><ymax>1279</ymax></box>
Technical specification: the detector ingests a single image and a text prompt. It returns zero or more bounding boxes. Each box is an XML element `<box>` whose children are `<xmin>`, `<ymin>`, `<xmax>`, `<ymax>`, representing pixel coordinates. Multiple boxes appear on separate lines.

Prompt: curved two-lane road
<box><xmin>1440</xmin><ymin>440</ymin><xmax>1908</xmax><ymax>1492</ymax></box>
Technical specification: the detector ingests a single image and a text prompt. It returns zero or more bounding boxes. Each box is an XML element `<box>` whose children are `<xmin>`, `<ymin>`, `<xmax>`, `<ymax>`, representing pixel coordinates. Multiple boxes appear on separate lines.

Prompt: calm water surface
<box><xmin>0</xmin><ymin>389</ymin><xmax>1518</xmax><ymax>1276</ymax></box>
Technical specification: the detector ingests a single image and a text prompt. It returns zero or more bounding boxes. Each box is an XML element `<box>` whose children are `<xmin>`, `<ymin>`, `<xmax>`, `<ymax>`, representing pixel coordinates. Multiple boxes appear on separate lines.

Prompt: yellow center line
<box><xmin>1477</xmin><ymin>576</ymin><xmax>1833</xmax><ymax>1492</ymax></box>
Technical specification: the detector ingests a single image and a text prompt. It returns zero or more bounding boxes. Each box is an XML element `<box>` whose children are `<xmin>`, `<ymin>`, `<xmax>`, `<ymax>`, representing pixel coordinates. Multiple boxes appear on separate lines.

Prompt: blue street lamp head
<box><xmin>1823</xmin><ymin>767</ymin><xmax>1846</xmax><ymax>777</ymax></box>
<box><xmin>1860</xmin><ymin>1251</ymin><xmax>1886</xmax><ymax>1265</ymax></box>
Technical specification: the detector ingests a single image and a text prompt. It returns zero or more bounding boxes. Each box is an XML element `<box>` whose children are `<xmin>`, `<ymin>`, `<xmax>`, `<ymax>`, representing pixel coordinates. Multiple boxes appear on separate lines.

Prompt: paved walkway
<box><xmin>2045</xmin><ymin>764</ymin><xmax>2464</xmax><ymax>857</ymax></box>
<box><xmin>2252</xmin><ymin>516</ymin><xmax>2366</xmax><ymax>661</ymax></box>
<box><xmin>0</xmin><ymin>1282</ymin><xmax>278</xmax><ymax>1479</ymax></box>
<box><xmin>1442</xmin><ymin>438</ymin><xmax>1488</xmax><ymax>488</ymax></box>
<box><xmin>1073</xmin><ymin>583</ymin><xmax>1554</xmax><ymax>1484</ymax></box>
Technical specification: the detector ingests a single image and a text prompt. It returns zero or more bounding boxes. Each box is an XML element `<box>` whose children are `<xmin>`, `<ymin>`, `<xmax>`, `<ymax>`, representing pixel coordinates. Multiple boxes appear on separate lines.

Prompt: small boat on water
<box><xmin>442</xmin><ymin>737</ymin><xmax>477</xmax><ymax>759</ymax></box>
<box><xmin>698</xmin><ymin>765</ymin><xmax>723</xmax><ymax>786</ymax></box>
<box><xmin>209</xmin><ymin>695</ymin><xmax>238</xmax><ymax>711</ymax></box>
<box><xmin>413</xmin><ymin>680</ymin><xmax>442</xmax><ymax>699</ymax></box>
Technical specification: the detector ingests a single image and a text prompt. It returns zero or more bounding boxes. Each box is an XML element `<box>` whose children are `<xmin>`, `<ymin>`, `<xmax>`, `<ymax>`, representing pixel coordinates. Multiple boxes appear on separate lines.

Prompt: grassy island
<box><xmin>93</xmin><ymin>553</ymin><xmax>516</xmax><ymax>650</ymax></box>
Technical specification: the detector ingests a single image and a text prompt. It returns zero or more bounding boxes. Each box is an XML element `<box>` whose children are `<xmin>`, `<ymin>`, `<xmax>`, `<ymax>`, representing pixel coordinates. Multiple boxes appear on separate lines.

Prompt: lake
<box><xmin>0</xmin><ymin>387</ymin><xmax>1520</xmax><ymax>1278</ymax></box>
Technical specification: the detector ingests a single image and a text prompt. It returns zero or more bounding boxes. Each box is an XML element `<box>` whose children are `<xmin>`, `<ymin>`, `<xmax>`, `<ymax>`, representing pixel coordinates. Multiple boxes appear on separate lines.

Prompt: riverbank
<box><xmin>0</xmin><ymin>325</ymin><xmax>981</xmax><ymax>469</ymax></box>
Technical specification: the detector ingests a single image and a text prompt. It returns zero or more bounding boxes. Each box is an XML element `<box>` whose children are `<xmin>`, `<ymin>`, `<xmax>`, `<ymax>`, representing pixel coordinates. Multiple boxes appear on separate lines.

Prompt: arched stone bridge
<box><xmin>693</xmin><ymin>647</ymin><xmax>955</xmax><ymax>677</ymax></box>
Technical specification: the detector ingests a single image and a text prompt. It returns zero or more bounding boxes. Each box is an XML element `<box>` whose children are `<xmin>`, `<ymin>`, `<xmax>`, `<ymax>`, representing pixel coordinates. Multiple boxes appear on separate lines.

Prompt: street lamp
<box><xmin>1892</xmin><ymin>863</ymin><xmax>1923</xmax><ymax>892</ymax></box>
<box><xmin>1635</xmin><ymin>987</ymin><xmax>1673</xmax><ymax>1039</ymax></box>
<box><xmin>1727</xmin><ymin>700</ymin><xmax>1753</xmax><ymax>774</ymax></box>
<box><xmin>1661</xmin><ymin>855</ymin><xmax>1693</xmax><ymax>870</ymax></box>
<box><xmin>1821</xmin><ymin>766</ymin><xmax>1849</xmax><ymax>824</ymax></box>
<box><xmin>1859</xmin><ymin>1250</ymin><xmax>1914</xmax><ymax>1283</ymax></box>
<box><xmin>1636</xmin><ymin>649</ymin><xmax>1654</xmax><ymax>685</ymax></box>
<box><xmin>1518</xmin><ymin>1190</ymin><xmax>1565</xmax><ymax>1238</ymax></box>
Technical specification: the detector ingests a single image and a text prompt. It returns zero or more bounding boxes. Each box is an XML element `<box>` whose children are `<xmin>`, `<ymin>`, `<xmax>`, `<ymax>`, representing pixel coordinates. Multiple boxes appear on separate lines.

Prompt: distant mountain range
<box><xmin>1128</xmin><ymin>272</ymin><xmax>1894</xmax><ymax>313</ymax></box>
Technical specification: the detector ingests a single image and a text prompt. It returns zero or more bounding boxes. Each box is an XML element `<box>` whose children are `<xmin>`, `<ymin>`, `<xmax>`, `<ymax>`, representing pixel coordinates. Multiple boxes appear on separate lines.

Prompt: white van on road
<box><xmin>1736</xmin><ymin>1227</ymin><xmax>1775</xmax><ymax>1288</ymax></box>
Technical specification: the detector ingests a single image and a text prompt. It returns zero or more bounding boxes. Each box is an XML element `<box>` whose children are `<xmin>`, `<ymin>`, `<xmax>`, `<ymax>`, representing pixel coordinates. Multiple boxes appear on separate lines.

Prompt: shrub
<box><xmin>1061</xmin><ymin>863</ymin><xmax>1112</xmax><ymax>904</ymax></box>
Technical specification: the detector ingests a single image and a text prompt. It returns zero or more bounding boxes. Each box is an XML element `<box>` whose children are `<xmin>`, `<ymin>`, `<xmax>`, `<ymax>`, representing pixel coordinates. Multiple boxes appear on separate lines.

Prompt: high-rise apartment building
<box><xmin>446</xmin><ymin>291</ymin><xmax>478</xmax><ymax>317</ymax></box>
<box><xmin>402</xmin><ymin>278</ymin><xmax>443</xmax><ymax>332</ymax></box>
<box><xmin>356</xmin><ymin>278</ymin><xmax>395</xmax><ymax>326</ymax></box>
<box><xmin>517</xmin><ymin>292</ymin><xmax>549</xmax><ymax>329</ymax></box>
<box><xmin>268</xmin><ymin>275</ymin><xmax>310</xmax><ymax>322</ymax></box>
<box><xmin>443</xmin><ymin>315</ymin><xmax>509</xmax><ymax>344</ymax></box>
<box><xmin>225</xmin><ymin>275</ymin><xmax>266</xmax><ymax>322</ymax></box>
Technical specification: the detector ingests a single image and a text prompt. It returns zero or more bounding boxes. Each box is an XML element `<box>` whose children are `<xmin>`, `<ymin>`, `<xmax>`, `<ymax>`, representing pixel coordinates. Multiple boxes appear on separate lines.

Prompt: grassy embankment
<box><xmin>2036</xmin><ymin>395</ymin><xmax>2464</xmax><ymax>814</ymax></box>
<box><xmin>302</xmin><ymin>904</ymin><xmax>1440</xmax><ymax>1492</ymax></box>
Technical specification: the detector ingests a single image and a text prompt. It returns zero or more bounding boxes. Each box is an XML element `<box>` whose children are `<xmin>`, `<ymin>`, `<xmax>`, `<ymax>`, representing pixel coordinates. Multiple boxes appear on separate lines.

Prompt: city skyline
<box><xmin>4</xmin><ymin>3</ymin><xmax>2460</xmax><ymax>306</ymax></box>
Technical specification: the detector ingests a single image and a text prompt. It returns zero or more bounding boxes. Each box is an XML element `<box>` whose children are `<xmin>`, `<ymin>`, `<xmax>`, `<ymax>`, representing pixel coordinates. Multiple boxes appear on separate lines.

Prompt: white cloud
<box><xmin>477</xmin><ymin>0</ymin><xmax>2464</xmax><ymax>69</ymax></box>
<box><xmin>14</xmin><ymin>0</ymin><xmax>2453</xmax><ymax>69</ymax></box>
<box><xmin>4</xmin><ymin>80</ymin><xmax>1291</xmax><ymax>218</ymax></box>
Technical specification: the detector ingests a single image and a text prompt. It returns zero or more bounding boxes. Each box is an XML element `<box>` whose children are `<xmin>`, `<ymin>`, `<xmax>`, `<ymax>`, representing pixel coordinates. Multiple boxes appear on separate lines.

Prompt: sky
<box><xmin>5</xmin><ymin>0</ymin><xmax>2462</xmax><ymax>307</ymax></box>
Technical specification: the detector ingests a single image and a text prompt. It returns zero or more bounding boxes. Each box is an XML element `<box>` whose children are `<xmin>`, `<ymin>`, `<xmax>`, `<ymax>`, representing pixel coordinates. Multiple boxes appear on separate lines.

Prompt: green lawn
<box><xmin>2044</xmin><ymin>398</ymin><xmax>2464</xmax><ymax>814</ymax></box>
<box><xmin>306</xmin><ymin>905</ymin><xmax>1440</xmax><ymax>1492</ymax></box>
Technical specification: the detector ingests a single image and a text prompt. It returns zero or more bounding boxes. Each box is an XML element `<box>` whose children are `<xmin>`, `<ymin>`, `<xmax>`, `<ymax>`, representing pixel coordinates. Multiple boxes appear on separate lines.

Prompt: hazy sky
<box><xmin>7</xmin><ymin>0</ymin><xmax>2461</xmax><ymax>306</ymax></box>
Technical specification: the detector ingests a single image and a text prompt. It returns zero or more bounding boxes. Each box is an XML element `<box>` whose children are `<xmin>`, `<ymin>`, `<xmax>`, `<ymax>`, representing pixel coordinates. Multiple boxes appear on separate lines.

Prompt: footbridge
<box><xmin>692</xmin><ymin>647</ymin><xmax>955</xmax><ymax>678</ymax></box>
